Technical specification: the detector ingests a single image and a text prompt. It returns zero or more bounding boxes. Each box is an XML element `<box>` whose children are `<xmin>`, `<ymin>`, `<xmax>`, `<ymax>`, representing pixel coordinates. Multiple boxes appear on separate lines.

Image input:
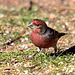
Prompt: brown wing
<box><xmin>46</xmin><ymin>27</ymin><xmax>59</xmax><ymax>39</ymax></box>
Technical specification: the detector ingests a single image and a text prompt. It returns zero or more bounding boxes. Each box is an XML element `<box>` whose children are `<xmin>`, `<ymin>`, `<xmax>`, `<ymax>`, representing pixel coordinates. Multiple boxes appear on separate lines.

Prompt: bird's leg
<box><xmin>39</xmin><ymin>48</ymin><xmax>44</xmax><ymax>63</ymax></box>
<box><xmin>53</xmin><ymin>46</ymin><xmax>57</xmax><ymax>59</ymax></box>
<box><xmin>28</xmin><ymin>48</ymin><xmax>41</xmax><ymax>59</ymax></box>
<box><xmin>41</xmin><ymin>48</ymin><xmax>46</xmax><ymax>54</ymax></box>
<box><xmin>32</xmin><ymin>48</ymin><xmax>41</xmax><ymax>57</ymax></box>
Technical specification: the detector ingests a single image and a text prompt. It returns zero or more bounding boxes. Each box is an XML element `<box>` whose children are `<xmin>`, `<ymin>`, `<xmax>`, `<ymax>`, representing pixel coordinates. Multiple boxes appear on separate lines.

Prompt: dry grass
<box><xmin>0</xmin><ymin>4</ymin><xmax>75</xmax><ymax>75</ymax></box>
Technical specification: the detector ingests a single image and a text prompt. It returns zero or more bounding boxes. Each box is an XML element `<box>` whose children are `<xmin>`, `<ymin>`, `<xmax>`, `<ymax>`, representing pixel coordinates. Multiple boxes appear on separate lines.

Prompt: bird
<box><xmin>27</xmin><ymin>19</ymin><xmax>68</xmax><ymax>59</ymax></box>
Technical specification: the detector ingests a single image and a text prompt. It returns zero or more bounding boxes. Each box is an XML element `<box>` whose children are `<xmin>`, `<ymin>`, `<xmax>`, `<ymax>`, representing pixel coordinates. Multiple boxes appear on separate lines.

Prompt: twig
<box><xmin>27</xmin><ymin>1</ymin><xmax>33</xmax><ymax>11</ymax></box>
<box><xmin>4</xmin><ymin>30</ymin><xmax>25</xmax><ymax>45</ymax></box>
<box><xmin>0</xmin><ymin>30</ymin><xmax>25</xmax><ymax>50</ymax></box>
<box><xmin>56</xmin><ymin>4</ymin><xmax>75</xmax><ymax>10</ymax></box>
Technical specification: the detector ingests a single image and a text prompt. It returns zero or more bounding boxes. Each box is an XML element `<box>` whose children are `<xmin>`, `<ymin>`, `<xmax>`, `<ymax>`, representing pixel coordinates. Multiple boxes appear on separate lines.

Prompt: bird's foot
<box><xmin>28</xmin><ymin>55</ymin><xmax>34</xmax><ymax>60</ymax></box>
<box><xmin>41</xmin><ymin>49</ymin><xmax>46</xmax><ymax>53</ymax></box>
<box><xmin>26</xmin><ymin>51</ymin><xmax>39</xmax><ymax>60</ymax></box>
<box><xmin>52</xmin><ymin>54</ymin><xmax>56</xmax><ymax>59</ymax></box>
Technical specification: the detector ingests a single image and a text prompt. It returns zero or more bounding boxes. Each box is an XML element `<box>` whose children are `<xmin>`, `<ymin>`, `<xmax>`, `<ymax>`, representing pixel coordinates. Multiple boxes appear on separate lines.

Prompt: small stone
<box><xmin>10</xmin><ymin>43</ymin><xmax>15</xmax><ymax>46</ymax></box>
<box><xmin>6</xmin><ymin>30</ymin><xmax>9</xmax><ymax>34</ymax></box>
<box><xmin>65</xmin><ymin>68</ymin><xmax>69</xmax><ymax>73</ymax></box>
<box><xmin>57</xmin><ymin>73</ymin><xmax>61</xmax><ymax>75</ymax></box>
<box><xmin>62</xmin><ymin>25</ymin><xmax>65</xmax><ymax>28</ymax></box>
<box><xmin>71</xmin><ymin>58</ymin><xmax>74</xmax><ymax>61</ymax></box>
<box><xmin>64</xmin><ymin>67</ymin><xmax>66</xmax><ymax>69</ymax></box>
<box><xmin>49</xmin><ymin>64</ymin><xmax>52</xmax><ymax>68</ymax></box>
<box><xmin>46</xmin><ymin>21</ymin><xmax>49</xmax><ymax>25</ymax></box>
<box><xmin>10</xmin><ymin>8</ymin><xmax>15</xmax><ymax>11</ymax></box>
<box><xmin>69</xmin><ymin>69</ymin><xmax>73</xmax><ymax>73</ymax></box>
<box><xmin>72</xmin><ymin>31</ymin><xmax>75</xmax><ymax>33</ymax></box>
<box><xmin>25</xmin><ymin>46</ymin><xmax>28</xmax><ymax>49</ymax></box>
<box><xmin>7</xmin><ymin>62</ymin><xmax>10</xmax><ymax>66</ymax></box>
<box><xmin>20</xmin><ymin>45</ymin><xmax>28</xmax><ymax>49</ymax></box>
<box><xmin>9</xmin><ymin>37</ymin><xmax>12</xmax><ymax>40</ymax></box>
<box><xmin>16</xmin><ymin>69</ymin><xmax>20</xmax><ymax>72</ymax></box>
<box><xmin>25</xmin><ymin>38</ymin><xmax>28</xmax><ymax>41</ymax></box>
<box><xmin>21</xmin><ymin>39</ymin><xmax>25</xmax><ymax>42</ymax></box>
<box><xmin>59</xmin><ymin>61</ymin><xmax>63</xmax><ymax>64</ymax></box>
<box><xmin>28</xmin><ymin>55</ymin><xmax>32</xmax><ymax>58</ymax></box>
<box><xmin>0</xmin><ymin>12</ymin><xmax>4</xmax><ymax>18</ymax></box>
<box><xmin>11</xmin><ymin>58</ymin><xmax>15</xmax><ymax>61</ymax></box>
<box><xmin>23</xmin><ymin>70</ymin><xmax>28</xmax><ymax>74</ymax></box>
<box><xmin>38</xmin><ymin>72</ymin><xmax>43</xmax><ymax>75</ymax></box>
<box><xmin>24</xmin><ymin>62</ymin><xmax>30</xmax><ymax>67</ymax></box>
<box><xmin>65</xmin><ymin>47</ymin><xmax>69</xmax><ymax>49</ymax></box>
<box><xmin>65</xmin><ymin>22</ymin><xmax>69</xmax><ymax>26</ymax></box>
<box><xmin>3</xmin><ymin>33</ymin><xmax>7</xmax><ymax>35</ymax></box>
<box><xmin>57</xmin><ymin>20</ymin><xmax>60</xmax><ymax>23</ymax></box>
<box><xmin>11</xmin><ymin>35</ymin><xmax>14</xmax><ymax>37</ymax></box>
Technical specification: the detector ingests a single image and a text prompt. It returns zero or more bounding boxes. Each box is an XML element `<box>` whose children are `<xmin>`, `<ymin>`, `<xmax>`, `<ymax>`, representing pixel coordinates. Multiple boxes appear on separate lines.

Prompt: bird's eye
<box><xmin>37</xmin><ymin>24</ymin><xmax>39</xmax><ymax>26</ymax></box>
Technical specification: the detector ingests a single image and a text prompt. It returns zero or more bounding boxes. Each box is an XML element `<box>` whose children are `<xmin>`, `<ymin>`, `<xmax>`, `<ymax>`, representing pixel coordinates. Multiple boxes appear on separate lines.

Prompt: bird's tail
<box><xmin>59</xmin><ymin>33</ymin><xmax>70</xmax><ymax>38</ymax></box>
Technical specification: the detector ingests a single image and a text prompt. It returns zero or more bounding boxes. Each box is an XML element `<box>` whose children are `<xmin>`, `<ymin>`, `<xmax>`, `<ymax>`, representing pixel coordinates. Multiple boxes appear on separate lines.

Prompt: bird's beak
<box><xmin>27</xmin><ymin>23</ymin><xmax>33</xmax><ymax>28</ymax></box>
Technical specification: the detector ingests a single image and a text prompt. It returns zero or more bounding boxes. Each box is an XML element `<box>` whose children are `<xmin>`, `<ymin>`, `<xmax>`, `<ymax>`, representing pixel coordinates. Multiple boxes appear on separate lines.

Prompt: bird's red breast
<box><xmin>30</xmin><ymin>30</ymin><xmax>58</xmax><ymax>48</ymax></box>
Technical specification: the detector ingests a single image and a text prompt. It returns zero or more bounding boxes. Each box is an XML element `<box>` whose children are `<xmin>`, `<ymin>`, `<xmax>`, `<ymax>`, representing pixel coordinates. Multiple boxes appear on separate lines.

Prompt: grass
<box><xmin>0</xmin><ymin>5</ymin><xmax>75</xmax><ymax>75</ymax></box>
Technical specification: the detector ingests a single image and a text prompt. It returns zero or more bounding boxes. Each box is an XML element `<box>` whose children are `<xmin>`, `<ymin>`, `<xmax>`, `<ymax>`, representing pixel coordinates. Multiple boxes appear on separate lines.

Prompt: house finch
<box><xmin>28</xmin><ymin>19</ymin><xmax>68</xmax><ymax>59</ymax></box>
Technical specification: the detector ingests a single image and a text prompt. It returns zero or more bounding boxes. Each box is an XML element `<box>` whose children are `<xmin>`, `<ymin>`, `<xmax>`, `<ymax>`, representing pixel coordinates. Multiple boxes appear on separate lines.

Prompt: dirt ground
<box><xmin>0</xmin><ymin>0</ymin><xmax>75</xmax><ymax>75</ymax></box>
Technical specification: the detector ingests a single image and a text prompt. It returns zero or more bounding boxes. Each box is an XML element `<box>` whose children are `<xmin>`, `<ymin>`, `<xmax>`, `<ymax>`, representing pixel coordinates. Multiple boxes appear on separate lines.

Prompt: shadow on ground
<box><xmin>50</xmin><ymin>46</ymin><xmax>75</xmax><ymax>57</ymax></box>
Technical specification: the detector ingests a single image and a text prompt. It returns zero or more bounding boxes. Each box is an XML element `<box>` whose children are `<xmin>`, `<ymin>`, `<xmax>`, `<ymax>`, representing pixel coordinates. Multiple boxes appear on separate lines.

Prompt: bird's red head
<box><xmin>28</xmin><ymin>19</ymin><xmax>47</xmax><ymax>34</ymax></box>
<box><xmin>31</xmin><ymin>19</ymin><xmax>47</xmax><ymax>27</ymax></box>
<box><xmin>28</xmin><ymin>19</ymin><xmax>47</xmax><ymax>28</ymax></box>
